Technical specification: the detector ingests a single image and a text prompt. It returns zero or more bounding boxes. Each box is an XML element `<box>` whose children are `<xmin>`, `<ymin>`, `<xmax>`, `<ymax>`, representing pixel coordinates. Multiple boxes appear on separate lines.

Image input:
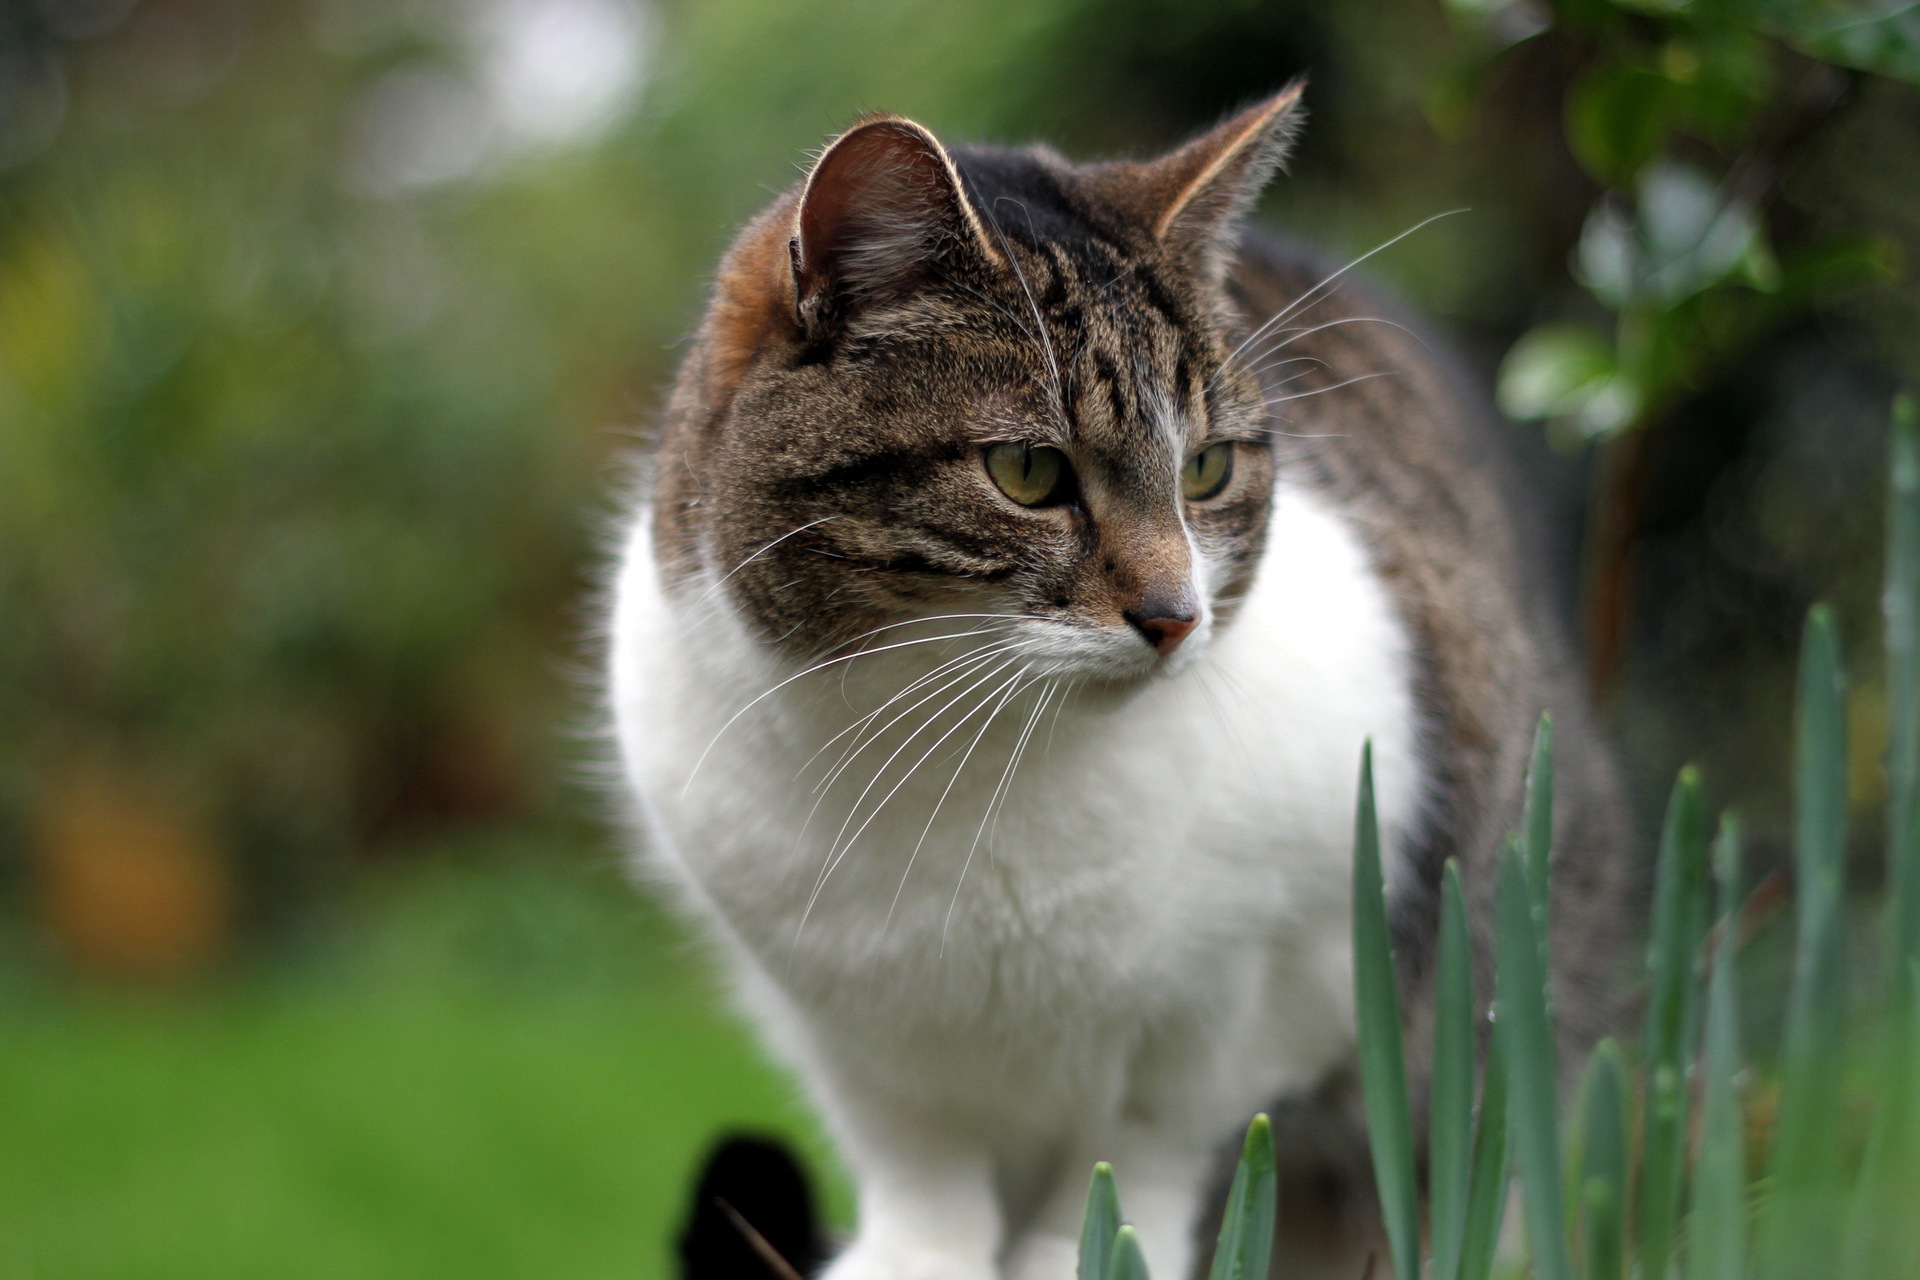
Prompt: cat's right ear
<box><xmin>788</xmin><ymin>116</ymin><xmax>1004</xmax><ymax>335</ymax></box>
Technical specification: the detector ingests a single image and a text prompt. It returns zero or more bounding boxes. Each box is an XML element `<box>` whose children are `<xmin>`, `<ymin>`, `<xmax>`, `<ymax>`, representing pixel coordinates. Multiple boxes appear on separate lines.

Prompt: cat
<box><xmin>606</xmin><ymin>84</ymin><xmax>1632</xmax><ymax>1280</ymax></box>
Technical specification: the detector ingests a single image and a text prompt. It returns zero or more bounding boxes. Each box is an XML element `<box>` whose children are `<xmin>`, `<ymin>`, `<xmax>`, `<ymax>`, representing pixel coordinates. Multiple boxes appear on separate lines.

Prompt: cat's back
<box><xmin>1228</xmin><ymin>229</ymin><xmax>1634</xmax><ymax>1043</ymax></box>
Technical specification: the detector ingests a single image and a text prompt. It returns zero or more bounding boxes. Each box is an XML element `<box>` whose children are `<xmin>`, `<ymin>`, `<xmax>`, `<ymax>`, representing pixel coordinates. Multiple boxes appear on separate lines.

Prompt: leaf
<box><xmin>1566</xmin><ymin>62</ymin><xmax>1673</xmax><ymax>187</ymax></box>
<box><xmin>1759</xmin><ymin>604</ymin><xmax>1850</xmax><ymax>1280</ymax></box>
<box><xmin>1575</xmin><ymin>202</ymin><xmax>1640</xmax><ymax>311</ymax></box>
<box><xmin>1106</xmin><ymin>1226</ymin><xmax>1151</xmax><ymax>1280</ymax></box>
<box><xmin>1524</xmin><ymin>715</ymin><xmax>1554</xmax><ymax>933</ymax></box>
<box><xmin>1688</xmin><ymin>814</ymin><xmax>1745</xmax><ymax>1280</ymax></box>
<box><xmin>1497</xmin><ymin>324</ymin><xmax>1633</xmax><ymax>441</ymax></box>
<box><xmin>1209</xmin><ymin>1115</ymin><xmax>1277</xmax><ymax>1280</ymax></box>
<box><xmin>1638</xmin><ymin>767</ymin><xmax>1709</xmax><ymax>1280</ymax></box>
<box><xmin>1351</xmin><ymin>742</ymin><xmax>1421</xmax><ymax>1280</ymax></box>
<box><xmin>1080</xmin><ymin>1162</ymin><xmax>1123</xmax><ymax>1280</ymax></box>
<box><xmin>1429</xmin><ymin>862</ymin><xmax>1476</xmax><ymax>1280</ymax></box>
<box><xmin>1497</xmin><ymin>834</ymin><xmax>1573</xmax><ymax>1280</ymax></box>
<box><xmin>1773</xmin><ymin>6</ymin><xmax>1920</xmax><ymax>87</ymax></box>
<box><xmin>1576</xmin><ymin>1040</ymin><xmax>1626</xmax><ymax>1280</ymax></box>
<box><xmin>1458</xmin><ymin>1019</ymin><xmax>1511</xmax><ymax>1280</ymax></box>
<box><xmin>1636</xmin><ymin>162</ymin><xmax>1767</xmax><ymax>305</ymax></box>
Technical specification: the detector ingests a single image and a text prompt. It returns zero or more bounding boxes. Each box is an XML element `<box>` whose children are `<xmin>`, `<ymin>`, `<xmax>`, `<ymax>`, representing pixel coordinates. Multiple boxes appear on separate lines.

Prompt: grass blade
<box><xmin>1638</xmin><ymin>767</ymin><xmax>1710</xmax><ymax>1280</ymax></box>
<box><xmin>1760</xmin><ymin>604</ymin><xmax>1850</xmax><ymax>1280</ymax></box>
<box><xmin>1105</xmin><ymin>1225</ymin><xmax>1151</xmax><ymax>1280</ymax></box>
<box><xmin>1209</xmin><ymin>1114</ymin><xmax>1276</xmax><ymax>1280</ymax></box>
<box><xmin>1688</xmin><ymin>815</ymin><xmax>1745</xmax><ymax>1280</ymax></box>
<box><xmin>1080</xmin><ymin>1163</ymin><xmax>1123</xmax><ymax>1280</ymax></box>
<box><xmin>1576</xmin><ymin>1040</ymin><xmax>1626</xmax><ymax>1280</ymax></box>
<box><xmin>1459</xmin><ymin>1018</ymin><xmax>1511</xmax><ymax>1280</ymax></box>
<box><xmin>1351</xmin><ymin>742</ymin><xmax>1420</xmax><ymax>1280</ymax></box>
<box><xmin>1497</xmin><ymin>833</ymin><xmax>1573</xmax><ymax>1280</ymax></box>
<box><xmin>1525</xmin><ymin>715</ymin><xmax>1555</xmax><ymax>928</ymax></box>
<box><xmin>1841</xmin><ymin>960</ymin><xmax>1920</xmax><ymax>1280</ymax></box>
<box><xmin>1887</xmin><ymin>394</ymin><xmax>1920</xmax><ymax>993</ymax></box>
<box><xmin>1430</xmin><ymin>861</ymin><xmax>1475</xmax><ymax>1280</ymax></box>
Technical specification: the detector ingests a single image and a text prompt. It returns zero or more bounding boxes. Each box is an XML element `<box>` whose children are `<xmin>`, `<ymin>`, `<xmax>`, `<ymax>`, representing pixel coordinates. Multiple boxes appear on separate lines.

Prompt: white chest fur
<box><xmin>607</xmin><ymin>477</ymin><xmax>1424</xmax><ymax>1278</ymax></box>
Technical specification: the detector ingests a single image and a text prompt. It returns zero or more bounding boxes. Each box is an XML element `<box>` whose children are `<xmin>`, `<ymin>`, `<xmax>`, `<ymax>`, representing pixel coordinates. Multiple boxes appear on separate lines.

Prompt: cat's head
<box><xmin>655</xmin><ymin>86</ymin><xmax>1305</xmax><ymax>684</ymax></box>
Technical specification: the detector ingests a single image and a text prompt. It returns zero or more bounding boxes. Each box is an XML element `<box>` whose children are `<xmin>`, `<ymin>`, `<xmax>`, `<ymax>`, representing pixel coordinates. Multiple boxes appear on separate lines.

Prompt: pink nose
<box><xmin>1125</xmin><ymin>610</ymin><xmax>1197</xmax><ymax>657</ymax></box>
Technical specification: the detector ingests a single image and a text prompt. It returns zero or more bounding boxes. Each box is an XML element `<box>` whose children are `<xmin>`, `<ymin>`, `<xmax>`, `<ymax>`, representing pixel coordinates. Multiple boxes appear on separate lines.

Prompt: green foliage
<box><xmin>1074</xmin><ymin>1116</ymin><xmax>1275</xmax><ymax>1280</ymax></box>
<box><xmin>1458</xmin><ymin>0</ymin><xmax>1905</xmax><ymax>444</ymax></box>
<box><xmin>1075</xmin><ymin>392</ymin><xmax>1916</xmax><ymax>1278</ymax></box>
<box><xmin>1429</xmin><ymin>863</ymin><xmax>1476</xmax><ymax>1280</ymax></box>
<box><xmin>1688</xmin><ymin>815</ymin><xmax>1746</xmax><ymax>1280</ymax></box>
<box><xmin>1639</xmin><ymin>767</ymin><xmax>1710</xmax><ymax>1280</ymax></box>
<box><xmin>1256</xmin><ymin>393</ymin><xmax>1920</xmax><ymax>1280</ymax></box>
<box><xmin>1353</xmin><ymin>743</ymin><xmax>1424</xmax><ymax>1280</ymax></box>
<box><xmin>1574</xmin><ymin>1040</ymin><xmax>1628</xmax><ymax>1280</ymax></box>
<box><xmin>1080</xmin><ymin>1164</ymin><xmax>1123</xmax><ymax>1280</ymax></box>
<box><xmin>1208</xmin><ymin>1115</ymin><xmax>1278</xmax><ymax>1280</ymax></box>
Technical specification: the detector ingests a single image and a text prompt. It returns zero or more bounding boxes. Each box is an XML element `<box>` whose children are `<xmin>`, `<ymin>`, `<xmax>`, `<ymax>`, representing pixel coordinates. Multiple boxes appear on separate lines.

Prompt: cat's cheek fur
<box><xmin>607</xmin><ymin>477</ymin><xmax>1425</xmax><ymax>1280</ymax></box>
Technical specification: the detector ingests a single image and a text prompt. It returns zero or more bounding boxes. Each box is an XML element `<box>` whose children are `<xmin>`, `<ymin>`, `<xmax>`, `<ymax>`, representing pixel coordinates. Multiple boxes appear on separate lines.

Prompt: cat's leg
<box><xmin>818</xmin><ymin>1094</ymin><xmax>1004</xmax><ymax>1280</ymax></box>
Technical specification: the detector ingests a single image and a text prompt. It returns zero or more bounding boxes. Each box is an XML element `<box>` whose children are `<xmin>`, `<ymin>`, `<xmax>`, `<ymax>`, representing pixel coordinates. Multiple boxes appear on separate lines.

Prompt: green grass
<box><xmin>0</xmin><ymin>831</ymin><xmax>846</xmax><ymax>1280</ymax></box>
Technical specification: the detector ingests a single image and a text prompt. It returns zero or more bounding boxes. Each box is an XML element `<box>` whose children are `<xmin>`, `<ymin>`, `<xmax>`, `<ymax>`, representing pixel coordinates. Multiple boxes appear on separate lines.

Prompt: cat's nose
<box><xmin>1124</xmin><ymin>601</ymin><xmax>1198</xmax><ymax>656</ymax></box>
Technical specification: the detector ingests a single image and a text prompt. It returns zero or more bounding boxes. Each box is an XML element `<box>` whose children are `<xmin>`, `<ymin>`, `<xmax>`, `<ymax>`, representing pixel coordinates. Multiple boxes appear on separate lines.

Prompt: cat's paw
<box><xmin>821</xmin><ymin>1237</ymin><xmax>996</xmax><ymax>1280</ymax></box>
<box><xmin>1003</xmin><ymin>1232</ymin><xmax>1080</xmax><ymax>1280</ymax></box>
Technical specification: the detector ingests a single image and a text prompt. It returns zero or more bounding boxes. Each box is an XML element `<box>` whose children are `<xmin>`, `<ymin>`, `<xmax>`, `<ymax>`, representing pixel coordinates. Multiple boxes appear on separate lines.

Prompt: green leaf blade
<box><xmin>1351</xmin><ymin>742</ymin><xmax>1421</xmax><ymax>1280</ymax></box>
<box><xmin>1576</xmin><ymin>1040</ymin><xmax>1627</xmax><ymax>1280</ymax></box>
<box><xmin>1688</xmin><ymin>815</ymin><xmax>1746</xmax><ymax>1280</ymax></box>
<box><xmin>1105</xmin><ymin>1226</ymin><xmax>1151</xmax><ymax>1280</ymax></box>
<box><xmin>1638</xmin><ymin>767</ymin><xmax>1709</xmax><ymax>1280</ymax></box>
<box><xmin>1208</xmin><ymin>1114</ymin><xmax>1276</xmax><ymax>1280</ymax></box>
<box><xmin>1761</xmin><ymin>604</ymin><xmax>1851</xmax><ymax>1279</ymax></box>
<box><xmin>1497</xmin><ymin>834</ymin><xmax>1573</xmax><ymax>1280</ymax></box>
<box><xmin>1079</xmin><ymin>1163</ymin><xmax>1123</xmax><ymax>1280</ymax></box>
<box><xmin>1459</xmin><ymin>1021</ymin><xmax>1511</xmax><ymax>1280</ymax></box>
<box><xmin>1430</xmin><ymin>860</ymin><xmax>1476</xmax><ymax>1280</ymax></box>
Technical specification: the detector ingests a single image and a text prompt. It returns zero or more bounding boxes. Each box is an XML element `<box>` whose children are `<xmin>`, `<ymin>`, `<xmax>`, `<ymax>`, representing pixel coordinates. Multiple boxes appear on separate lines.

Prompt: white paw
<box><xmin>821</xmin><ymin>1236</ymin><xmax>996</xmax><ymax>1280</ymax></box>
<box><xmin>1004</xmin><ymin>1232</ymin><xmax>1080</xmax><ymax>1280</ymax></box>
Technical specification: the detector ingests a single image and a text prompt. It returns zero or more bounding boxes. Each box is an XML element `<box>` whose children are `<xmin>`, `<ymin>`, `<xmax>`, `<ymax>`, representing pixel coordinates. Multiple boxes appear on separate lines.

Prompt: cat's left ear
<box><xmin>789</xmin><ymin>115</ymin><xmax>1005</xmax><ymax>334</ymax></box>
<box><xmin>1095</xmin><ymin>83</ymin><xmax>1306</xmax><ymax>286</ymax></box>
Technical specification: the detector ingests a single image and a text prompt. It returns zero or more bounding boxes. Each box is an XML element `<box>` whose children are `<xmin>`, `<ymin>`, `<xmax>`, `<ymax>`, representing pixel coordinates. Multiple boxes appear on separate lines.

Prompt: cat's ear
<box><xmin>1097</xmin><ymin>83</ymin><xmax>1306</xmax><ymax>286</ymax></box>
<box><xmin>789</xmin><ymin>115</ymin><xmax>1003</xmax><ymax>333</ymax></box>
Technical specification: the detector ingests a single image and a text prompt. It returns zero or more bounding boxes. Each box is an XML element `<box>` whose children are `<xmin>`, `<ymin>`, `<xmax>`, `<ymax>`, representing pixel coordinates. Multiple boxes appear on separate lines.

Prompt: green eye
<box><xmin>986</xmin><ymin>443</ymin><xmax>1067</xmax><ymax>506</ymax></box>
<box><xmin>1183</xmin><ymin>442</ymin><xmax>1234</xmax><ymax>501</ymax></box>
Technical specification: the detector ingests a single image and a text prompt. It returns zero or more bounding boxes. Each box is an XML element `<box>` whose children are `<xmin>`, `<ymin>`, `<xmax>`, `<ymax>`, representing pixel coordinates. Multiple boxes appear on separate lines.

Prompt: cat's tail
<box><xmin>678</xmin><ymin>1134</ymin><xmax>826</xmax><ymax>1280</ymax></box>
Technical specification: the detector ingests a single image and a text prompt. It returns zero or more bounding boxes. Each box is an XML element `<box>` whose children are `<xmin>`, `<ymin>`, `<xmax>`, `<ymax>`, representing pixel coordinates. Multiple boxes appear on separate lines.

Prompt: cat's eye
<box><xmin>1183</xmin><ymin>442</ymin><xmax>1234</xmax><ymax>501</ymax></box>
<box><xmin>985</xmin><ymin>443</ymin><xmax>1068</xmax><ymax>506</ymax></box>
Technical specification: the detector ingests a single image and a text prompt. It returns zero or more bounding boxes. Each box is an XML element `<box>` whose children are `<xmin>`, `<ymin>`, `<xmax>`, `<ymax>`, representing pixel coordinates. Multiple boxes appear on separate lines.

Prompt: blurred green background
<box><xmin>1</xmin><ymin>0</ymin><xmax>1917</xmax><ymax>1276</ymax></box>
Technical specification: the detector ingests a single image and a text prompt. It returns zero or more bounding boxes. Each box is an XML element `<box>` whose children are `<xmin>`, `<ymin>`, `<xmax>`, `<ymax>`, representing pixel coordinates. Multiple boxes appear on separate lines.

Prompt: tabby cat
<box><xmin>607</xmin><ymin>85</ymin><xmax>1631</xmax><ymax>1280</ymax></box>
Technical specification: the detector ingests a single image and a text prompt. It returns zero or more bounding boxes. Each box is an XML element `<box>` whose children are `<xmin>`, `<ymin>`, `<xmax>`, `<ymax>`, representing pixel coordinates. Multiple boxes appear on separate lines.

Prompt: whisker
<box><xmin>941</xmin><ymin>678</ymin><xmax>1050</xmax><ymax>950</ymax></box>
<box><xmin>1237</xmin><ymin>316</ymin><xmax>1428</xmax><ymax>378</ymax></box>
<box><xmin>880</xmin><ymin>669</ymin><xmax>1043</xmax><ymax>937</ymax></box>
<box><xmin>797</xmin><ymin>663</ymin><xmax>1028</xmax><ymax>941</ymax></box>
<box><xmin>784</xmin><ymin>651</ymin><xmax>1018</xmax><ymax>914</ymax></box>
<box><xmin>690</xmin><ymin>515</ymin><xmax>841</xmax><ymax>608</ymax></box>
<box><xmin>807</xmin><ymin>641</ymin><xmax>1023</xmax><ymax>796</ymax></box>
<box><xmin>1258</xmin><ymin>370</ymin><xmax>1399</xmax><ymax>408</ymax></box>
<box><xmin>681</xmin><ymin>626</ymin><xmax>1021</xmax><ymax>795</ymax></box>
<box><xmin>1207</xmin><ymin>209</ymin><xmax>1464</xmax><ymax>392</ymax></box>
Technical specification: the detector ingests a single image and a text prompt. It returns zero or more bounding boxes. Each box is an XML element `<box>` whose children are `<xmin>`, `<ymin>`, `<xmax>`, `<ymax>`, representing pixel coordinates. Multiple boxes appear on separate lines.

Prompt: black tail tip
<box><xmin>678</xmin><ymin>1134</ymin><xmax>826</xmax><ymax>1280</ymax></box>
